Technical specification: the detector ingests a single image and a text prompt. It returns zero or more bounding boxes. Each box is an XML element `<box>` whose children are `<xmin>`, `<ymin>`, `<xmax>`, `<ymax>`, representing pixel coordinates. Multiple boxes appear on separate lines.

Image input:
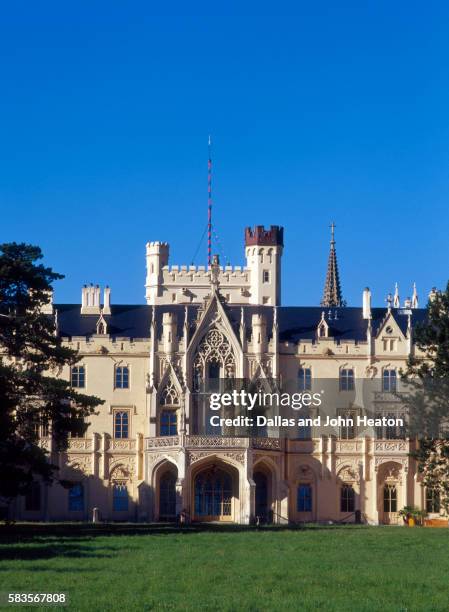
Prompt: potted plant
<box><xmin>399</xmin><ymin>506</ymin><xmax>414</xmax><ymax>525</ymax></box>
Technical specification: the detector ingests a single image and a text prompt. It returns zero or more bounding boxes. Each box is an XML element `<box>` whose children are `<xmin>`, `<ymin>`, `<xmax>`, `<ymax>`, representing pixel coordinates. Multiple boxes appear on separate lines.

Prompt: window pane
<box><xmin>297</xmin><ymin>485</ymin><xmax>312</xmax><ymax>512</ymax></box>
<box><xmin>113</xmin><ymin>484</ymin><xmax>128</xmax><ymax>511</ymax></box>
<box><xmin>69</xmin><ymin>484</ymin><xmax>84</xmax><ymax>511</ymax></box>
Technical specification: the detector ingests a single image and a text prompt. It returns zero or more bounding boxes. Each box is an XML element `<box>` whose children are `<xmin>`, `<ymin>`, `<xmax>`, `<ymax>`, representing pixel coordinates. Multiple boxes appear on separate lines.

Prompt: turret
<box><xmin>251</xmin><ymin>313</ymin><xmax>267</xmax><ymax>354</ymax></box>
<box><xmin>245</xmin><ymin>225</ymin><xmax>283</xmax><ymax>306</ymax></box>
<box><xmin>162</xmin><ymin>311</ymin><xmax>177</xmax><ymax>354</ymax></box>
<box><xmin>145</xmin><ymin>242</ymin><xmax>169</xmax><ymax>304</ymax></box>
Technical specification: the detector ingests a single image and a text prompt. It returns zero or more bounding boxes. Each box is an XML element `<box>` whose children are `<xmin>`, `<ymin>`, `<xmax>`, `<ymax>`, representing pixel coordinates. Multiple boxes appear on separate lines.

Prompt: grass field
<box><xmin>0</xmin><ymin>523</ymin><xmax>448</xmax><ymax>611</ymax></box>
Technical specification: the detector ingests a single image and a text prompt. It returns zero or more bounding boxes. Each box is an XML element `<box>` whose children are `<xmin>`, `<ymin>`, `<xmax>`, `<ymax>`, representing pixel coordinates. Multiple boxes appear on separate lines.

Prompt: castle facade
<box><xmin>12</xmin><ymin>225</ymin><xmax>441</xmax><ymax>525</ymax></box>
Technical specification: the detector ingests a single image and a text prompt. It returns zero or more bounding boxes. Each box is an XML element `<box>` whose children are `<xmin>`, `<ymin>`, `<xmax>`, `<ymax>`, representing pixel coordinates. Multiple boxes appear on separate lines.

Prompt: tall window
<box><xmin>340</xmin><ymin>484</ymin><xmax>355</xmax><ymax>512</ymax></box>
<box><xmin>340</xmin><ymin>369</ymin><xmax>354</xmax><ymax>391</ymax></box>
<box><xmin>25</xmin><ymin>482</ymin><xmax>41</xmax><ymax>512</ymax></box>
<box><xmin>114</xmin><ymin>411</ymin><xmax>129</xmax><ymax>439</ymax></box>
<box><xmin>68</xmin><ymin>484</ymin><xmax>84</xmax><ymax>512</ymax></box>
<box><xmin>340</xmin><ymin>412</ymin><xmax>356</xmax><ymax>440</ymax></box>
<box><xmin>383</xmin><ymin>485</ymin><xmax>397</xmax><ymax>513</ymax></box>
<box><xmin>71</xmin><ymin>366</ymin><xmax>85</xmax><ymax>388</ymax></box>
<box><xmin>112</xmin><ymin>483</ymin><xmax>128</xmax><ymax>511</ymax></box>
<box><xmin>160</xmin><ymin>410</ymin><xmax>177</xmax><ymax>436</ymax></box>
<box><xmin>383</xmin><ymin>369</ymin><xmax>397</xmax><ymax>392</ymax></box>
<box><xmin>426</xmin><ymin>488</ymin><xmax>440</xmax><ymax>513</ymax></box>
<box><xmin>298</xmin><ymin>367</ymin><xmax>312</xmax><ymax>391</ymax></box>
<box><xmin>115</xmin><ymin>366</ymin><xmax>129</xmax><ymax>389</ymax></box>
<box><xmin>376</xmin><ymin>412</ymin><xmax>405</xmax><ymax>440</ymax></box>
<box><xmin>262</xmin><ymin>270</ymin><xmax>270</xmax><ymax>283</ymax></box>
<box><xmin>297</xmin><ymin>484</ymin><xmax>312</xmax><ymax>512</ymax></box>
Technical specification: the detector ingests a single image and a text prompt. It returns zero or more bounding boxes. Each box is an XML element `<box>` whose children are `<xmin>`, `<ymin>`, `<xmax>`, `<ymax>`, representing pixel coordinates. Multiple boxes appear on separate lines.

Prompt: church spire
<box><xmin>321</xmin><ymin>222</ymin><xmax>344</xmax><ymax>308</ymax></box>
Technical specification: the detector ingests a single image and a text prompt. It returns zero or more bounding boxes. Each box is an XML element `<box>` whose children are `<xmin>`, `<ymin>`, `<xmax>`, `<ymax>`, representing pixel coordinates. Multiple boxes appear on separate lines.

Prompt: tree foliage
<box><xmin>402</xmin><ymin>281</ymin><xmax>449</xmax><ymax>511</ymax></box>
<box><xmin>0</xmin><ymin>243</ymin><xmax>103</xmax><ymax>500</ymax></box>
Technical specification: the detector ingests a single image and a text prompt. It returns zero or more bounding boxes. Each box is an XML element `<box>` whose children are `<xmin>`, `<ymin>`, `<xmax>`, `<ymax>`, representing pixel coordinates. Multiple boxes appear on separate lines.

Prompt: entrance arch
<box><xmin>254</xmin><ymin>472</ymin><xmax>268</xmax><ymax>520</ymax></box>
<box><xmin>377</xmin><ymin>462</ymin><xmax>402</xmax><ymax>525</ymax></box>
<box><xmin>192</xmin><ymin>462</ymin><xmax>239</xmax><ymax>522</ymax></box>
<box><xmin>155</xmin><ymin>462</ymin><xmax>179</xmax><ymax>522</ymax></box>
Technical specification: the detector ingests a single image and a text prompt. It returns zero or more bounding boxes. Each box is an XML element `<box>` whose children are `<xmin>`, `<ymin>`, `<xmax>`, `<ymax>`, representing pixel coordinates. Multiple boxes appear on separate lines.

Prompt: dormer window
<box><xmin>319</xmin><ymin>325</ymin><xmax>326</xmax><ymax>337</ymax></box>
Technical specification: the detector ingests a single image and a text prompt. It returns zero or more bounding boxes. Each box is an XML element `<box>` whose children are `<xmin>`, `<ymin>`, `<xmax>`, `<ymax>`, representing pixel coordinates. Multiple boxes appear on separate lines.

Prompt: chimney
<box><xmin>362</xmin><ymin>287</ymin><xmax>371</xmax><ymax>319</ymax></box>
<box><xmin>81</xmin><ymin>283</ymin><xmax>101</xmax><ymax>315</ymax></box>
<box><xmin>103</xmin><ymin>286</ymin><xmax>111</xmax><ymax>315</ymax></box>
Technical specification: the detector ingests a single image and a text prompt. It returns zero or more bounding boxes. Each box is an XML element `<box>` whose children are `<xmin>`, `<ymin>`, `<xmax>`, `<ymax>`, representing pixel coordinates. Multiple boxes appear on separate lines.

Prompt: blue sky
<box><xmin>1</xmin><ymin>3</ymin><xmax>449</xmax><ymax>307</ymax></box>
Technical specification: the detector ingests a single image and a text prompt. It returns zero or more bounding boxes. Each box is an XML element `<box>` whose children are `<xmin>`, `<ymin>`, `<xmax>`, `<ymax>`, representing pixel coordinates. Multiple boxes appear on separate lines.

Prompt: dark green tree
<box><xmin>0</xmin><ymin>243</ymin><xmax>103</xmax><ymax>500</ymax></box>
<box><xmin>401</xmin><ymin>282</ymin><xmax>449</xmax><ymax>511</ymax></box>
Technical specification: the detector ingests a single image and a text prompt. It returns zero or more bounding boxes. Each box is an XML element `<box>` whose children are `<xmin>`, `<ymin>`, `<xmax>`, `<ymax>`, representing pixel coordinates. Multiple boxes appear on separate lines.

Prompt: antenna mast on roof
<box><xmin>207</xmin><ymin>135</ymin><xmax>212</xmax><ymax>267</ymax></box>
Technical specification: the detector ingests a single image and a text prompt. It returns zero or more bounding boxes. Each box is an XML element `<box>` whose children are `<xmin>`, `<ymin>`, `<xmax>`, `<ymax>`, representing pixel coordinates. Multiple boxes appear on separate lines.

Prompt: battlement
<box><xmin>163</xmin><ymin>264</ymin><xmax>248</xmax><ymax>276</ymax></box>
<box><xmin>245</xmin><ymin>225</ymin><xmax>284</xmax><ymax>247</ymax></box>
<box><xmin>146</xmin><ymin>241</ymin><xmax>169</xmax><ymax>248</ymax></box>
<box><xmin>146</xmin><ymin>224</ymin><xmax>283</xmax><ymax>305</ymax></box>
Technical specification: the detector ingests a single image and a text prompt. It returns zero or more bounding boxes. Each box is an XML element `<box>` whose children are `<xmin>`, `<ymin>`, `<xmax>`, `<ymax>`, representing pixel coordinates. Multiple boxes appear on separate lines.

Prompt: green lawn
<box><xmin>0</xmin><ymin>524</ymin><xmax>448</xmax><ymax>611</ymax></box>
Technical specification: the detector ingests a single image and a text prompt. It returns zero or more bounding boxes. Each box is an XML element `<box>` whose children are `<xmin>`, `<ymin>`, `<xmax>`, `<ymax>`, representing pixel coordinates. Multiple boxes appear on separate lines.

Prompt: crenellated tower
<box><xmin>245</xmin><ymin>225</ymin><xmax>284</xmax><ymax>306</ymax></box>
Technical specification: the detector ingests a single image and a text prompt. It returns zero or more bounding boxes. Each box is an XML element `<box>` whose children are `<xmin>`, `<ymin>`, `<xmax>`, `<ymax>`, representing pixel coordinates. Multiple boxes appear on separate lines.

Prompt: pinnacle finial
<box><xmin>321</xmin><ymin>223</ymin><xmax>343</xmax><ymax>307</ymax></box>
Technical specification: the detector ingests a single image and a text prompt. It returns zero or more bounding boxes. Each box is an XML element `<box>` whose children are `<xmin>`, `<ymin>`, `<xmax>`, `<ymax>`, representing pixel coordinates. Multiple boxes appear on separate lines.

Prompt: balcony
<box><xmin>145</xmin><ymin>435</ymin><xmax>282</xmax><ymax>451</ymax></box>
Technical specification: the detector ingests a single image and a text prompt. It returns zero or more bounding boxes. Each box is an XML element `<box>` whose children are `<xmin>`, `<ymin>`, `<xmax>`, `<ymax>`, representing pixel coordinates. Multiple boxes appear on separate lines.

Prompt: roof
<box><xmin>54</xmin><ymin>302</ymin><xmax>428</xmax><ymax>344</ymax></box>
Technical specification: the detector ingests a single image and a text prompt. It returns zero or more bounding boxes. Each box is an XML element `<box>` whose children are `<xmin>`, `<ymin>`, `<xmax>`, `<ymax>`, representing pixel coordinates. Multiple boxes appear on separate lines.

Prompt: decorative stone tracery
<box><xmin>193</xmin><ymin>328</ymin><xmax>236</xmax><ymax>380</ymax></box>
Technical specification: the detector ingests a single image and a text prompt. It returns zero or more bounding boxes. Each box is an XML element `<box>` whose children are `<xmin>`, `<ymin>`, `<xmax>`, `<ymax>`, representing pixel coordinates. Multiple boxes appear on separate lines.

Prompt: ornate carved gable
<box><xmin>186</xmin><ymin>292</ymin><xmax>243</xmax><ymax>374</ymax></box>
<box><xmin>157</xmin><ymin>360</ymin><xmax>185</xmax><ymax>398</ymax></box>
<box><xmin>375</xmin><ymin>311</ymin><xmax>405</xmax><ymax>340</ymax></box>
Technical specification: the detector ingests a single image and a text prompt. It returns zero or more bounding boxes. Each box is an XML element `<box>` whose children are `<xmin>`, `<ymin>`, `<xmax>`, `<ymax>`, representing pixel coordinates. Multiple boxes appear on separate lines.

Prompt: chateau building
<box><xmin>12</xmin><ymin>225</ymin><xmax>441</xmax><ymax>525</ymax></box>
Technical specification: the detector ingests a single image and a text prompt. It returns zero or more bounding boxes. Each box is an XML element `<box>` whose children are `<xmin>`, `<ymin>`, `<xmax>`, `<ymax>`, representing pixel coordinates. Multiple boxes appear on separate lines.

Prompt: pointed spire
<box><xmin>412</xmin><ymin>283</ymin><xmax>419</xmax><ymax>309</ymax></box>
<box><xmin>393</xmin><ymin>283</ymin><xmax>400</xmax><ymax>308</ymax></box>
<box><xmin>321</xmin><ymin>222</ymin><xmax>344</xmax><ymax>307</ymax></box>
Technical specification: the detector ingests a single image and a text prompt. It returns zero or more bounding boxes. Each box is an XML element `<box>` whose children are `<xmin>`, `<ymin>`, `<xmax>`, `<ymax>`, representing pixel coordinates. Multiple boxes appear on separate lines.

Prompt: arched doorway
<box><xmin>377</xmin><ymin>462</ymin><xmax>402</xmax><ymax>525</ymax></box>
<box><xmin>159</xmin><ymin>471</ymin><xmax>177</xmax><ymax>520</ymax></box>
<box><xmin>254</xmin><ymin>471</ymin><xmax>269</xmax><ymax>522</ymax></box>
<box><xmin>193</xmin><ymin>465</ymin><xmax>237</xmax><ymax>522</ymax></box>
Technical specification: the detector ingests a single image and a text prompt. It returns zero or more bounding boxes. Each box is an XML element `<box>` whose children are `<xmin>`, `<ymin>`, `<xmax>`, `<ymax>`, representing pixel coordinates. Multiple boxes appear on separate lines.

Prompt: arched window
<box><xmin>160</xmin><ymin>381</ymin><xmax>179</xmax><ymax>436</ymax></box>
<box><xmin>115</xmin><ymin>366</ymin><xmax>129</xmax><ymax>389</ymax></box>
<box><xmin>68</xmin><ymin>483</ymin><xmax>84</xmax><ymax>512</ymax></box>
<box><xmin>340</xmin><ymin>484</ymin><xmax>355</xmax><ymax>512</ymax></box>
<box><xmin>114</xmin><ymin>411</ymin><xmax>129</xmax><ymax>439</ymax></box>
<box><xmin>297</xmin><ymin>484</ymin><xmax>312</xmax><ymax>512</ymax></box>
<box><xmin>383</xmin><ymin>369</ymin><xmax>397</xmax><ymax>392</ymax></box>
<box><xmin>159</xmin><ymin>472</ymin><xmax>177</xmax><ymax>519</ymax></box>
<box><xmin>71</xmin><ymin>366</ymin><xmax>85</xmax><ymax>388</ymax></box>
<box><xmin>113</xmin><ymin>483</ymin><xmax>128</xmax><ymax>511</ymax></box>
<box><xmin>383</xmin><ymin>485</ymin><xmax>397</xmax><ymax>513</ymax></box>
<box><xmin>340</xmin><ymin>369</ymin><xmax>354</xmax><ymax>391</ymax></box>
<box><xmin>426</xmin><ymin>487</ymin><xmax>440</xmax><ymax>513</ymax></box>
<box><xmin>160</xmin><ymin>410</ymin><xmax>177</xmax><ymax>436</ymax></box>
<box><xmin>298</xmin><ymin>367</ymin><xmax>312</xmax><ymax>391</ymax></box>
